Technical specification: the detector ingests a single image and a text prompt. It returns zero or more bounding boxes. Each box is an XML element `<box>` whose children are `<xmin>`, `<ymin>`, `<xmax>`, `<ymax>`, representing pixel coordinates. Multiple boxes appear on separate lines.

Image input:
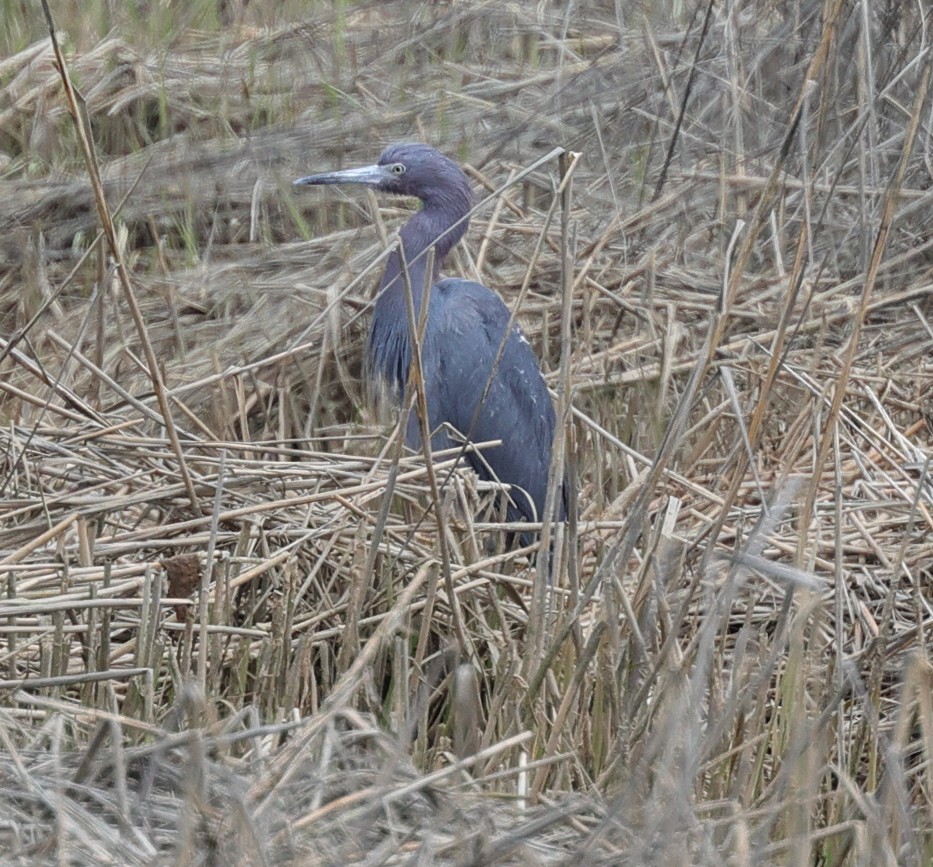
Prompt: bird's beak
<box><xmin>293</xmin><ymin>164</ymin><xmax>389</xmax><ymax>187</ymax></box>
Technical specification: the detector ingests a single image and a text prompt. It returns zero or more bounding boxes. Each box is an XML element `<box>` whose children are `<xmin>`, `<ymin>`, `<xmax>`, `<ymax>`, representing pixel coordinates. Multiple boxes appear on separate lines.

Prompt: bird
<box><xmin>294</xmin><ymin>142</ymin><xmax>566</xmax><ymax>542</ymax></box>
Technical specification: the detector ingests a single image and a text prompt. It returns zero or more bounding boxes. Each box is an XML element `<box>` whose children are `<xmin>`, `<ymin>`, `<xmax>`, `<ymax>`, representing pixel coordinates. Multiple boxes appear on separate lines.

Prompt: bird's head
<box><xmin>294</xmin><ymin>143</ymin><xmax>471</xmax><ymax>207</ymax></box>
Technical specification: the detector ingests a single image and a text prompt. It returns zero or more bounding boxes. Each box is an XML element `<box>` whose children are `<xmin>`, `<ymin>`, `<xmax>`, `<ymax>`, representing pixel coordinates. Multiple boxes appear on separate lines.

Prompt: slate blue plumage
<box><xmin>295</xmin><ymin>143</ymin><xmax>565</xmax><ymax>530</ymax></box>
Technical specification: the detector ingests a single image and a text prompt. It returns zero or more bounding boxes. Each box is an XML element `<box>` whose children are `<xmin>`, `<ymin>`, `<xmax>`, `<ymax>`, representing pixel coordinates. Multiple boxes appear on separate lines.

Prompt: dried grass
<box><xmin>1</xmin><ymin>0</ymin><xmax>932</xmax><ymax>864</ymax></box>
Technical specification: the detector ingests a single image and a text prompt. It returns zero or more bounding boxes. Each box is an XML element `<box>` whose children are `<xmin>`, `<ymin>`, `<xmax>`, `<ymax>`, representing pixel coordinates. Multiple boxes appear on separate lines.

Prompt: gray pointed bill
<box><xmin>293</xmin><ymin>164</ymin><xmax>389</xmax><ymax>187</ymax></box>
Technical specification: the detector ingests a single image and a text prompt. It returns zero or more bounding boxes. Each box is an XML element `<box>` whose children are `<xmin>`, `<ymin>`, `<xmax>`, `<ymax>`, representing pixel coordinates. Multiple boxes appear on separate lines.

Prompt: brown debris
<box><xmin>162</xmin><ymin>552</ymin><xmax>201</xmax><ymax>621</ymax></box>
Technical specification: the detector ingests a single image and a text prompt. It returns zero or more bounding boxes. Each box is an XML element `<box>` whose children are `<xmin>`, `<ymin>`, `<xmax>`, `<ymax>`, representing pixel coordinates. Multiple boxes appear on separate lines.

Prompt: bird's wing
<box><xmin>420</xmin><ymin>278</ymin><xmax>560</xmax><ymax>524</ymax></box>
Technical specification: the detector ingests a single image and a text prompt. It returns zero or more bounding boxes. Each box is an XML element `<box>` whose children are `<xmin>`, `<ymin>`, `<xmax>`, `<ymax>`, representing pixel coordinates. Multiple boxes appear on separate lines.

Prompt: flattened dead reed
<box><xmin>1</xmin><ymin>0</ymin><xmax>932</xmax><ymax>863</ymax></box>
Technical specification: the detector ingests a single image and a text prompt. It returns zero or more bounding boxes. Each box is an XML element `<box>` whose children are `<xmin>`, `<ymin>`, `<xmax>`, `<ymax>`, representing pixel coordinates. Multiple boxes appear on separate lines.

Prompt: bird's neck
<box><xmin>368</xmin><ymin>188</ymin><xmax>471</xmax><ymax>392</ymax></box>
<box><xmin>379</xmin><ymin>195</ymin><xmax>471</xmax><ymax>308</ymax></box>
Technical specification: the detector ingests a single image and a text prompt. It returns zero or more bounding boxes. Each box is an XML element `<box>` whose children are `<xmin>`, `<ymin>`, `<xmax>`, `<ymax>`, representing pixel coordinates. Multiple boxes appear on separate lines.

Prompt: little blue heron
<box><xmin>294</xmin><ymin>143</ymin><xmax>566</xmax><ymax>538</ymax></box>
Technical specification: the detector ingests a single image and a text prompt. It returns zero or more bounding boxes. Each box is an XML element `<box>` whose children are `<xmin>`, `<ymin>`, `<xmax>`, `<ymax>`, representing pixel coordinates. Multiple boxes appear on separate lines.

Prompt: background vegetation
<box><xmin>1</xmin><ymin>0</ymin><xmax>931</xmax><ymax>863</ymax></box>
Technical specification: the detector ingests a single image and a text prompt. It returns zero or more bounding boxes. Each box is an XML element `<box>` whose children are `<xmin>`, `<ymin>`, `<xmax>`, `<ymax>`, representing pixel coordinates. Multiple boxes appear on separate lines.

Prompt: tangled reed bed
<box><xmin>1</xmin><ymin>0</ymin><xmax>932</xmax><ymax>863</ymax></box>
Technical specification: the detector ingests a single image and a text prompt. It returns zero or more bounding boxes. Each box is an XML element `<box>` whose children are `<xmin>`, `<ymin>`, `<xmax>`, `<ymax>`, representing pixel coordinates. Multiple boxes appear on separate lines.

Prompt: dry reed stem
<box><xmin>38</xmin><ymin>2</ymin><xmax>202</xmax><ymax>517</ymax></box>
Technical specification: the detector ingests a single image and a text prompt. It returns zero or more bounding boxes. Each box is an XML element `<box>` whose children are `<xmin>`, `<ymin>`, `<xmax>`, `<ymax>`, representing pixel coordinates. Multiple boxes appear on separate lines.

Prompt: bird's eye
<box><xmin>391</xmin><ymin>163</ymin><xmax>406</xmax><ymax>175</ymax></box>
